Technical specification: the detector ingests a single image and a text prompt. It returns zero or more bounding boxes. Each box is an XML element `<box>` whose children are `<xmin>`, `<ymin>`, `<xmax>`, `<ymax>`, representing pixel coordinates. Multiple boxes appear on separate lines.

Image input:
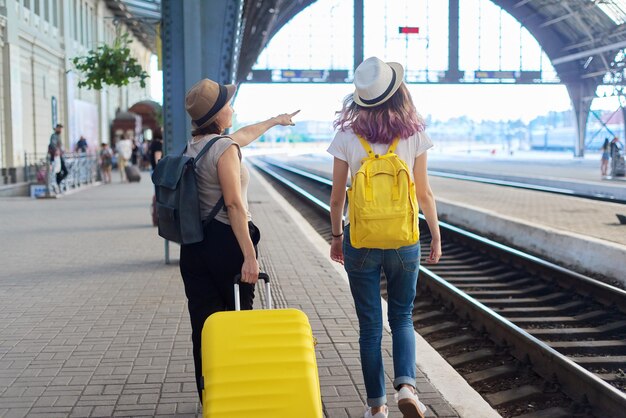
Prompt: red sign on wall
<box><xmin>398</xmin><ymin>27</ymin><xmax>419</xmax><ymax>34</ymax></box>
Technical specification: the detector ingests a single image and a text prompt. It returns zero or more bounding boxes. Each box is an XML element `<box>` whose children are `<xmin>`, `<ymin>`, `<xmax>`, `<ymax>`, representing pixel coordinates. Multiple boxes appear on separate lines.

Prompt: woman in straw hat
<box><xmin>181</xmin><ymin>78</ymin><xmax>299</xmax><ymax>399</ymax></box>
<box><xmin>328</xmin><ymin>57</ymin><xmax>442</xmax><ymax>418</ymax></box>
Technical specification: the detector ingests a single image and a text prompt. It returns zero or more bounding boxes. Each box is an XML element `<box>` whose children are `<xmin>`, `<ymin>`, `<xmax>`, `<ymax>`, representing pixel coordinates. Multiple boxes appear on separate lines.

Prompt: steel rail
<box><xmin>255</xmin><ymin>157</ymin><xmax>626</xmax><ymax>310</ymax></box>
<box><xmin>428</xmin><ymin>169</ymin><xmax>626</xmax><ymax>205</ymax></box>
<box><xmin>418</xmin><ymin>266</ymin><xmax>626</xmax><ymax>418</ymax></box>
<box><xmin>260</xmin><ymin>156</ymin><xmax>626</xmax><ymax>204</ymax></box>
<box><xmin>434</xmin><ymin>218</ymin><xmax>626</xmax><ymax>314</ymax></box>
<box><xmin>251</xmin><ymin>157</ymin><xmax>626</xmax><ymax>418</ymax></box>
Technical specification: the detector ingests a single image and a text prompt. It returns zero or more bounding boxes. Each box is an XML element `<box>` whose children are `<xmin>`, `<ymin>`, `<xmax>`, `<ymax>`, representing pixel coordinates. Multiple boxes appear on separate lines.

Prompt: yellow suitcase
<box><xmin>201</xmin><ymin>273</ymin><xmax>323</xmax><ymax>418</ymax></box>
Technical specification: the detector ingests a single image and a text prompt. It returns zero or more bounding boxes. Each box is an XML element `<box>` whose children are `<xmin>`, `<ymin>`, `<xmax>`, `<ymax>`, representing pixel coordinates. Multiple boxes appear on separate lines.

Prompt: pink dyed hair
<box><xmin>333</xmin><ymin>83</ymin><xmax>425</xmax><ymax>144</ymax></box>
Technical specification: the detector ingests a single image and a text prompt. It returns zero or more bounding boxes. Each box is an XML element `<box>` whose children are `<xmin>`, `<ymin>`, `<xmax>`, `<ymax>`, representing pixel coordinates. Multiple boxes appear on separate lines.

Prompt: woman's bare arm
<box><xmin>217</xmin><ymin>145</ymin><xmax>258</xmax><ymax>282</ymax></box>
<box><xmin>413</xmin><ymin>152</ymin><xmax>442</xmax><ymax>263</ymax></box>
<box><xmin>329</xmin><ymin>158</ymin><xmax>349</xmax><ymax>264</ymax></box>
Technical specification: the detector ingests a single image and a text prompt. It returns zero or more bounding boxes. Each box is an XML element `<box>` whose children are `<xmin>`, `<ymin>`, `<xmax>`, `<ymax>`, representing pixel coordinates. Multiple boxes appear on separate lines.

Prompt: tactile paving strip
<box><xmin>256</xmin><ymin>236</ymin><xmax>289</xmax><ymax>309</ymax></box>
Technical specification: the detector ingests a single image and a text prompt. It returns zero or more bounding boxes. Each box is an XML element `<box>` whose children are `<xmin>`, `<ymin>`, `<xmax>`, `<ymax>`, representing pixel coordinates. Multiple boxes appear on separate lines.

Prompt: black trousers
<box><xmin>179</xmin><ymin>219</ymin><xmax>260</xmax><ymax>400</ymax></box>
<box><xmin>54</xmin><ymin>157</ymin><xmax>68</xmax><ymax>186</ymax></box>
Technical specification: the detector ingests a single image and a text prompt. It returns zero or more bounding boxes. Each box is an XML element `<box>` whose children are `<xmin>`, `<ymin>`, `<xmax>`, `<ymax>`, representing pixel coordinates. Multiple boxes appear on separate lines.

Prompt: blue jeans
<box><xmin>343</xmin><ymin>225</ymin><xmax>420</xmax><ymax>407</ymax></box>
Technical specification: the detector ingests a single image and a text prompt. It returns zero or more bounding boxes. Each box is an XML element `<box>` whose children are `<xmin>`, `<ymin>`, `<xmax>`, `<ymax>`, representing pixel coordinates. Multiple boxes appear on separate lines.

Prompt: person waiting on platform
<box><xmin>179</xmin><ymin>78</ymin><xmax>299</xmax><ymax>400</ymax></box>
<box><xmin>601</xmin><ymin>138</ymin><xmax>610</xmax><ymax>177</ymax></box>
<box><xmin>116</xmin><ymin>132</ymin><xmax>133</xmax><ymax>182</ymax></box>
<box><xmin>328</xmin><ymin>57</ymin><xmax>442</xmax><ymax>418</ymax></box>
<box><xmin>48</xmin><ymin>123</ymin><xmax>68</xmax><ymax>188</ymax></box>
<box><xmin>75</xmin><ymin>135</ymin><xmax>88</xmax><ymax>153</ymax></box>
<box><xmin>99</xmin><ymin>143</ymin><xmax>113</xmax><ymax>184</ymax></box>
<box><xmin>610</xmin><ymin>136</ymin><xmax>625</xmax><ymax>177</ymax></box>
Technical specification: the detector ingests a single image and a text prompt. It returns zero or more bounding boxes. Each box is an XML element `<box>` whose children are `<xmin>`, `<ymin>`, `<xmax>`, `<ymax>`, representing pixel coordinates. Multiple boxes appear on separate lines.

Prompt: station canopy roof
<box><xmin>104</xmin><ymin>0</ymin><xmax>160</xmax><ymax>52</ymax></box>
<box><xmin>493</xmin><ymin>0</ymin><xmax>626</xmax><ymax>84</ymax></box>
<box><xmin>103</xmin><ymin>0</ymin><xmax>626</xmax><ymax>86</ymax></box>
<box><xmin>238</xmin><ymin>0</ymin><xmax>626</xmax><ymax>86</ymax></box>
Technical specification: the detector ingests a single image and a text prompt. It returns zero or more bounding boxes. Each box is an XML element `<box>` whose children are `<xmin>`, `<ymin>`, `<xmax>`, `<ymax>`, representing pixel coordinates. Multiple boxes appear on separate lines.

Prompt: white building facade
<box><xmin>0</xmin><ymin>0</ymin><xmax>153</xmax><ymax>185</ymax></box>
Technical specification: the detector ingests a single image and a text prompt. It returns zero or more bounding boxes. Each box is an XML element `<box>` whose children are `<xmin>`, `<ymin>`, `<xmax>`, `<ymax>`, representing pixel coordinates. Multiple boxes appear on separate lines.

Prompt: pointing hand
<box><xmin>274</xmin><ymin>110</ymin><xmax>301</xmax><ymax>126</ymax></box>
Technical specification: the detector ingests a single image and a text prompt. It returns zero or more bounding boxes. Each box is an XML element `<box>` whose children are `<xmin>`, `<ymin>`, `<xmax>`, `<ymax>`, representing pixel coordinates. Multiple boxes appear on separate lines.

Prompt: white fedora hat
<box><xmin>353</xmin><ymin>57</ymin><xmax>404</xmax><ymax>107</ymax></box>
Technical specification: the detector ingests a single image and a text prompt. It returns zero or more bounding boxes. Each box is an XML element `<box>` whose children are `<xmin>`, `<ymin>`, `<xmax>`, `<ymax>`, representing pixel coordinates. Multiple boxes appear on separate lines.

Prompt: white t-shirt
<box><xmin>327</xmin><ymin>129</ymin><xmax>433</xmax><ymax>179</ymax></box>
<box><xmin>117</xmin><ymin>139</ymin><xmax>133</xmax><ymax>160</ymax></box>
<box><xmin>327</xmin><ymin>129</ymin><xmax>433</xmax><ymax>225</ymax></box>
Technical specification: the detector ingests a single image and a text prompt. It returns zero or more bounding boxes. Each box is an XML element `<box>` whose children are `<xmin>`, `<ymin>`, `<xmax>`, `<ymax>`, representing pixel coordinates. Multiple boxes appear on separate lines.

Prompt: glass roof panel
<box><xmin>594</xmin><ymin>0</ymin><xmax>626</xmax><ymax>25</ymax></box>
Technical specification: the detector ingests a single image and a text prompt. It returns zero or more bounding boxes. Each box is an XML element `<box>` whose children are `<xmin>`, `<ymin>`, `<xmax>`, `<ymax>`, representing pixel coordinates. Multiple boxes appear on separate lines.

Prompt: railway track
<box><xmin>268</xmin><ymin>156</ymin><xmax>626</xmax><ymax>204</ymax></box>
<box><xmin>250</xmin><ymin>156</ymin><xmax>626</xmax><ymax>418</ymax></box>
<box><xmin>427</xmin><ymin>169</ymin><xmax>626</xmax><ymax>205</ymax></box>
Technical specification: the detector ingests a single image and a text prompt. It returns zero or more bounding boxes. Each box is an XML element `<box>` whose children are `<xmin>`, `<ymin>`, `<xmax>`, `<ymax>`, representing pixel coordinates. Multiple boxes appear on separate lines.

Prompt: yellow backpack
<box><xmin>347</xmin><ymin>136</ymin><xmax>419</xmax><ymax>249</ymax></box>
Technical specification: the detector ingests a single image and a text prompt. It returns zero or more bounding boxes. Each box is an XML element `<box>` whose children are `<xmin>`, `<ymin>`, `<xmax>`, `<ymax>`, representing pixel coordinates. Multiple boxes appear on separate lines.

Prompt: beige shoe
<box><xmin>396</xmin><ymin>387</ymin><xmax>427</xmax><ymax>418</ymax></box>
<box><xmin>364</xmin><ymin>405</ymin><xmax>388</xmax><ymax>418</ymax></box>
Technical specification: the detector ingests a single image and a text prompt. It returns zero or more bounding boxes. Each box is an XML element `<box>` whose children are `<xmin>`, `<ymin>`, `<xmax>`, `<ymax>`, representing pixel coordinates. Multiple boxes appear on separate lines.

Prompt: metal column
<box><xmin>447</xmin><ymin>0</ymin><xmax>461</xmax><ymax>82</ymax></box>
<box><xmin>354</xmin><ymin>0</ymin><xmax>364</xmax><ymax>71</ymax></box>
<box><xmin>161</xmin><ymin>0</ymin><xmax>244</xmax><ymax>154</ymax></box>
<box><xmin>566</xmin><ymin>81</ymin><xmax>595</xmax><ymax>157</ymax></box>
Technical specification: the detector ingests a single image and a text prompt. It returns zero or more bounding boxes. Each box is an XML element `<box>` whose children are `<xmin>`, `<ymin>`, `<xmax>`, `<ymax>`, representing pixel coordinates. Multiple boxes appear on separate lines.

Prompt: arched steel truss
<box><xmin>236</xmin><ymin>0</ymin><xmax>626</xmax><ymax>156</ymax></box>
<box><xmin>158</xmin><ymin>0</ymin><xmax>626</xmax><ymax>155</ymax></box>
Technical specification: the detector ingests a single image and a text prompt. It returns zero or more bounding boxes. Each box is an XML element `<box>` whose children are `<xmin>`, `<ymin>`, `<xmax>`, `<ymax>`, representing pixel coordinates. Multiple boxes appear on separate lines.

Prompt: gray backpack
<box><xmin>151</xmin><ymin>136</ymin><xmax>225</xmax><ymax>244</ymax></box>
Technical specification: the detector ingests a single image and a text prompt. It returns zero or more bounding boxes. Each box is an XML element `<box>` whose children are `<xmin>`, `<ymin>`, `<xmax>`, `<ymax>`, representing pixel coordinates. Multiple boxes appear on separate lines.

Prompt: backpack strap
<box><xmin>356</xmin><ymin>136</ymin><xmax>376</xmax><ymax>201</ymax></box>
<box><xmin>357</xmin><ymin>135</ymin><xmax>400</xmax><ymax>156</ymax></box>
<box><xmin>386</xmin><ymin>137</ymin><xmax>400</xmax><ymax>154</ymax></box>
<box><xmin>356</xmin><ymin>135</ymin><xmax>375</xmax><ymax>157</ymax></box>
<box><xmin>192</xmin><ymin>136</ymin><xmax>230</xmax><ymax>224</ymax></box>
<box><xmin>203</xmin><ymin>196</ymin><xmax>225</xmax><ymax>225</ymax></box>
<box><xmin>193</xmin><ymin>135</ymin><xmax>227</xmax><ymax>167</ymax></box>
<box><xmin>387</xmin><ymin>138</ymin><xmax>401</xmax><ymax>200</ymax></box>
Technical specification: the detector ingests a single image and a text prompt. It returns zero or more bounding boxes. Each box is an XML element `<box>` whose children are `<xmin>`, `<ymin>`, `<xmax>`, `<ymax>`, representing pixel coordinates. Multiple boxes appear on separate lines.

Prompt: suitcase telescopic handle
<box><xmin>233</xmin><ymin>273</ymin><xmax>271</xmax><ymax>311</ymax></box>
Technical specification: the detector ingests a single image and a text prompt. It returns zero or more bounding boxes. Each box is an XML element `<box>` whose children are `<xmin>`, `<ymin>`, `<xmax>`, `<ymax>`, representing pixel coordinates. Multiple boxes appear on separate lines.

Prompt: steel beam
<box><xmin>161</xmin><ymin>0</ymin><xmax>243</xmax><ymax>154</ymax></box>
<box><xmin>447</xmin><ymin>0</ymin><xmax>461</xmax><ymax>81</ymax></box>
<box><xmin>354</xmin><ymin>0</ymin><xmax>364</xmax><ymax>70</ymax></box>
<box><xmin>122</xmin><ymin>0</ymin><xmax>160</xmax><ymax>11</ymax></box>
<box><xmin>553</xmin><ymin>39</ymin><xmax>626</xmax><ymax>65</ymax></box>
<box><xmin>567</xmin><ymin>81</ymin><xmax>596</xmax><ymax>157</ymax></box>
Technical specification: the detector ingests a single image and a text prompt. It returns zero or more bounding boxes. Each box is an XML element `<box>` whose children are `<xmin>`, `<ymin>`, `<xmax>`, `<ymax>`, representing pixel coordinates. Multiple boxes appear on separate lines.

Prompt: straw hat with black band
<box><xmin>185</xmin><ymin>79</ymin><xmax>237</xmax><ymax>131</ymax></box>
<box><xmin>353</xmin><ymin>57</ymin><xmax>405</xmax><ymax>108</ymax></box>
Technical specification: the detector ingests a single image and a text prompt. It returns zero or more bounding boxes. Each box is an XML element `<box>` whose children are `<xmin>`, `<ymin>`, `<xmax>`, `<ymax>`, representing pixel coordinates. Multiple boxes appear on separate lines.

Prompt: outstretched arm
<box><xmin>229</xmin><ymin>110</ymin><xmax>300</xmax><ymax>147</ymax></box>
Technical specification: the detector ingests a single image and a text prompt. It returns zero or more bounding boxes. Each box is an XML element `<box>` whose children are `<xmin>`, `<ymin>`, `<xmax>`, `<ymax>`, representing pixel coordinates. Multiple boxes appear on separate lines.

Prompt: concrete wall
<box><xmin>0</xmin><ymin>0</ymin><xmax>153</xmax><ymax>183</ymax></box>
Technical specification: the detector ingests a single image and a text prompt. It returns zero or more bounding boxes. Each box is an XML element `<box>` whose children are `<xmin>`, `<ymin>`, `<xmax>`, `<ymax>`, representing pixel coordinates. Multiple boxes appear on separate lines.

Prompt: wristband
<box><xmin>332</xmin><ymin>232</ymin><xmax>343</xmax><ymax>238</ymax></box>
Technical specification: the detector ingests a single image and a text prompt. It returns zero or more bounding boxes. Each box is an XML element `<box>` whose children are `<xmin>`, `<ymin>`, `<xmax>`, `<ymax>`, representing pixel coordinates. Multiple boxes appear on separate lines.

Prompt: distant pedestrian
<box><xmin>116</xmin><ymin>133</ymin><xmax>133</xmax><ymax>182</ymax></box>
<box><xmin>75</xmin><ymin>136</ymin><xmax>88</xmax><ymax>153</ymax></box>
<box><xmin>149</xmin><ymin>136</ymin><xmax>163</xmax><ymax>171</ymax></box>
<box><xmin>131</xmin><ymin>139</ymin><xmax>140</xmax><ymax>166</ymax></box>
<box><xmin>149</xmin><ymin>136</ymin><xmax>163</xmax><ymax>226</ymax></box>
<box><xmin>49</xmin><ymin>124</ymin><xmax>68</xmax><ymax>187</ymax></box>
<box><xmin>99</xmin><ymin>143</ymin><xmax>113</xmax><ymax>184</ymax></box>
<box><xmin>610</xmin><ymin>137</ymin><xmax>622</xmax><ymax>158</ymax></box>
<box><xmin>141</xmin><ymin>141</ymin><xmax>151</xmax><ymax>170</ymax></box>
<box><xmin>328</xmin><ymin>57</ymin><xmax>441</xmax><ymax>418</ymax></box>
<box><xmin>610</xmin><ymin>136</ymin><xmax>624</xmax><ymax>177</ymax></box>
<box><xmin>178</xmin><ymin>78</ymin><xmax>298</xmax><ymax>400</ymax></box>
<box><xmin>601</xmin><ymin>138</ymin><xmax>610</xmax><ymax>177</ymax></box>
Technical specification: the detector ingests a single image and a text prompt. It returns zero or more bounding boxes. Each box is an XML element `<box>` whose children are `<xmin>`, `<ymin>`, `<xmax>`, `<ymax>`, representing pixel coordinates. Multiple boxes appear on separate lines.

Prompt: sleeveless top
<box><xmin>185</xmin><ymin>134</ymin><xmax>251</xmax><ymax>225</ymax></box>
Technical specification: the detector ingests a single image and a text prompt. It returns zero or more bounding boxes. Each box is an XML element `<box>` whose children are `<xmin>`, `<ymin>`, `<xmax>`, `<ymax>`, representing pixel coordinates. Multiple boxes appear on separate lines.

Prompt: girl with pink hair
<box><xmin>328</xmin><ymin>57</ymin><xmax>442</xmax><ymax>418</ymax></box>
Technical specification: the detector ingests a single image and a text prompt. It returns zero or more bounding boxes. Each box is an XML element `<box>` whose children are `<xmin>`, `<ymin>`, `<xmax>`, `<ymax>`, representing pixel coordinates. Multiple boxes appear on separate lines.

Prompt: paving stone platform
<box><xmin>0</xmin><ymin>169</ymin><xmax>463</xmax><ymax>417</ymax></box>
